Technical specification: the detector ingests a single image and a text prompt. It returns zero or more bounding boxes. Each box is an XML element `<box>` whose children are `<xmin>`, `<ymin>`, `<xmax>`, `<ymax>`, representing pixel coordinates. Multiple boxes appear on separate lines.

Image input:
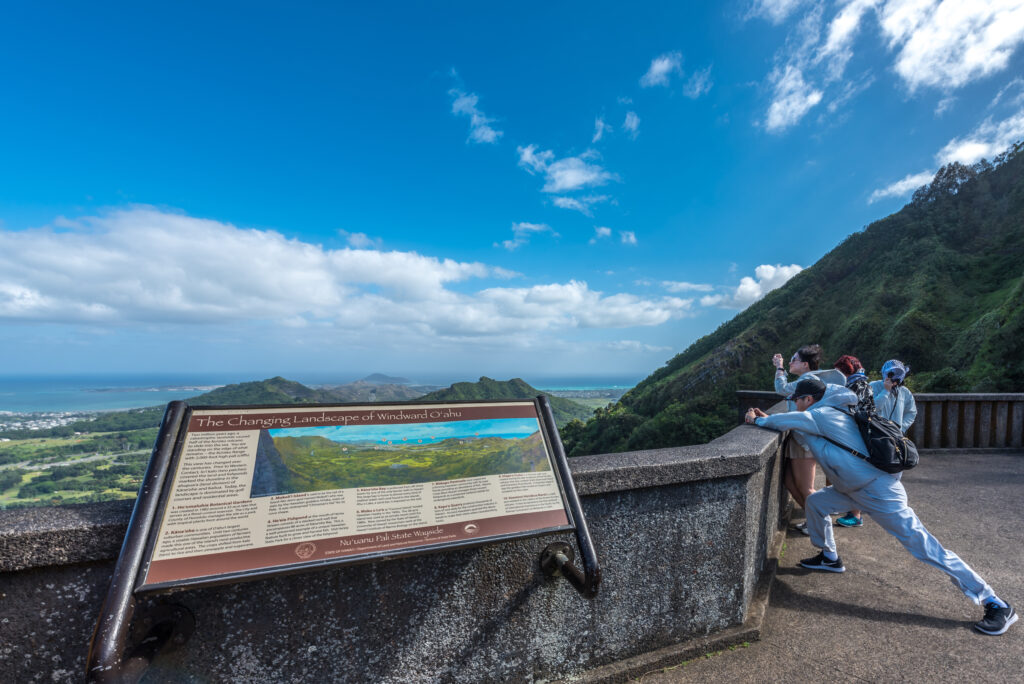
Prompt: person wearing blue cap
<box><xmin>744</xmin><ymin>376</ymin><xmax>1016</xmax><ymax>636</ymax></box>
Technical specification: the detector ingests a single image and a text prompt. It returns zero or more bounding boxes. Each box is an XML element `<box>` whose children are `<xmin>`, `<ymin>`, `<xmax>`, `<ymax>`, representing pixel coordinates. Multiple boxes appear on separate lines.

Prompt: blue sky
<box><xmin>272</xmin><ymin>418</ymin><xmax>541</xmax><ymax>444</ymax></box>
<box><xmin>2</xmin><ymin>1</ymin><xmax>1023</xmax><ymax>383</ymax></box>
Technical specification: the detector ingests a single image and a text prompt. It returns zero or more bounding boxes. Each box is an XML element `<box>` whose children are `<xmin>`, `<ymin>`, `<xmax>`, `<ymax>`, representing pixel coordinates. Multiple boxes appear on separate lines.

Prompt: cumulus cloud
<box><xmin>879</xmin><ymin>0</ymin><xmax>1024</xmax><ymax>92</ymax></box>
<box><xmin>592</xmin><ymin>116</ymin><xmax>612</xmax><ymax>143</ymax></box>
<box><xmin>449</xmin><ymin>88</ymin><xmax>503</xmax><ymax>144</ymax></box>
<box><xmin>640</xmin><ymin>51</ymin><xmax>683</xmax><ymax>87</ymax></box>
<box><xmin>869</xmin><ymin>106</ymin><xmax>1024</xmax><ymax>201</ymax></box>
<box><xmin>552</xmin><ymin>194</ymin><xmax>609</xmax><ymax>216</ymax></box>
<box><xmin>662</xmin><ymin>280</ymin><xmax>714</xmax><ymax>293</ymax></box>
<box><xmin>496</xmin><ymin>222</ymin><xmax>556</xmax><ymax>251</ymax></box>
<box><xmin>516</xmin><ymin>145</ymin><xmax>618</xmax><ymax>193</ymax></box>
<box><xmin>868</xmin><ymin>170</ymin><xmax>936</xmax><ymax>203</ymax></box>
<box><xmin>0</xmin><ymin>208</ymin><xmax>693</xmax><ymax>340</ymax></box>
<box><xmin>589</xmin><ymin>226</ymin><xmax>613</xmax><ymax>244</ymax></box>
<box><xmin>619</xmin><ymin>230</ymin><xmax>638</xmax><ymax>245</ymax></box>
<box><xmin>937</xmin><ymin>109</ymin><xmax>1024</xmax><ymax>164</ymax></box>
<box><xmin>700</xmin><ymin>264</ymin><xmax>803</xmax><ymax>309</ymax></box>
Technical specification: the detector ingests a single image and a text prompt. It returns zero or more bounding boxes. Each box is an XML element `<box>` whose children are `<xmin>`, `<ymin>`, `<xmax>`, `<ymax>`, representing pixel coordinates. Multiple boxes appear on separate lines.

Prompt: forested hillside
<box><xmin>563</xmin><ymin>143</ymin><xmax>1024</xmax><ymax>457</ymax></box>
<box><xmin>418</xmin><ymin>377</ymin><xmax>594</xmax><ymax>427</ymax></box>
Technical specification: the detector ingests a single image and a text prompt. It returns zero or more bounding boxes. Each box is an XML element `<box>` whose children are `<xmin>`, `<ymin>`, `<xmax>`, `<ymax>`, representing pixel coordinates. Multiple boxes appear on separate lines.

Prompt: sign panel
<box><xmin>136</xmin><ymin>400</ymin><xmax>573</xmax><ymax>592</ymax></box>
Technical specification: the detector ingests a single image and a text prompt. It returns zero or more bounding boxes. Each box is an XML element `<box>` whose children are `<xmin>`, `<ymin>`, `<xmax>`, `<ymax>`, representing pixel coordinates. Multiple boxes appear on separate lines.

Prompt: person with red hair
<box><xmin>831</xmin><ymin>354</ymin><xmax>870</xmax><ymax>527</ymax></box>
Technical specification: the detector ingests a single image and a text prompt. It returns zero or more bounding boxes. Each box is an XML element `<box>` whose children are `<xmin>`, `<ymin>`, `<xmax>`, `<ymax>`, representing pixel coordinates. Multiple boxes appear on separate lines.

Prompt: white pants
<box><xmin>804</xmin><ymin>476</ymin><xmax>995</xmax><ymax>605</ymax></box>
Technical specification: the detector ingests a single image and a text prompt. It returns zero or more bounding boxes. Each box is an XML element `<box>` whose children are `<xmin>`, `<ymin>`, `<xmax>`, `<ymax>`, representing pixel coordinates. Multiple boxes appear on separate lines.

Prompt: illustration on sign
<box><xmin>138</xmin><ymin>401</ymin><xmax>571</xmax><ymax>591</ymax></box>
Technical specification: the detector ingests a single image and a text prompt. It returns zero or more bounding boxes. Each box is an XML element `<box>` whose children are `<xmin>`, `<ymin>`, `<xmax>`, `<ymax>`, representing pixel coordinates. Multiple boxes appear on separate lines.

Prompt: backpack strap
<box><xmin>823</xmin><ymin>407</ymin><xmax>870</xmax><ymax>461</ymax></box>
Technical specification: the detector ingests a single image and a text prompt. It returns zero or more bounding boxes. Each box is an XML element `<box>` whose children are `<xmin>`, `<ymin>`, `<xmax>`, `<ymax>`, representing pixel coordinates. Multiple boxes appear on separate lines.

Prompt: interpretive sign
<box><xmin>135</xmin><ymin>400</ymin><xmax>574</xmax><ymax>593</ymax></box>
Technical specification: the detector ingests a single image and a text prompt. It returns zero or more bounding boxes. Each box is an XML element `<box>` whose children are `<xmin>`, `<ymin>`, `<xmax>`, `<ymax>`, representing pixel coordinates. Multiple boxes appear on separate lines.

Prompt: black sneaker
<box><xmin>974</xmin><ymin>602</ymin><xmax>1018</xmax><ymax>635</ymax></box>
<box><xmin>799</xmin><ymin>551</ymin><xmax>845</xmax><ymax>573</ymax></box>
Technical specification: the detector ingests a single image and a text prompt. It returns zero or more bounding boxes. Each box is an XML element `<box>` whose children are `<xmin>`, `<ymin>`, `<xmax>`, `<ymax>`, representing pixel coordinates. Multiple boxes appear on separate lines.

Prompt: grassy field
<box><xmin>0</xmin><ymin>431</ymin><xmax>154</xmax><ymax>508</ymax></box>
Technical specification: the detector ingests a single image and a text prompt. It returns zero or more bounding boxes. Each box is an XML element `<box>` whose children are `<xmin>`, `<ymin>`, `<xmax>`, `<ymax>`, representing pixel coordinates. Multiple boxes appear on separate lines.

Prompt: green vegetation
<box><xmin>419</xmin><ymin>377</ymin><xmax>593</xmax><ymax>427</ymax></box>
<box><xmin>565</xmin><ymin>143</ymin><xmax>1024</xmax><ymax>457</ymax></box>
<box><xmin>0</xmin><ymin>434</ymin><xmax>151</xmax><ymax>508</ymax></box>
<box><xmin>256</xmin><ymin>431</ymin><xmax>549</xmax><ymax>494</ymax></box>
<box><xmin>1</xmin><ymin>375</ymin><xmax>592</xmax><ymax>508</ymax></box>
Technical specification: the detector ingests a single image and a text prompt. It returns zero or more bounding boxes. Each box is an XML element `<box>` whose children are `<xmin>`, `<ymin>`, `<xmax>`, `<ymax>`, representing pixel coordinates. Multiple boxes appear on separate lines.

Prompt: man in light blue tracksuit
<box><xmin>745</xmin><ymin>376</ymin><xmax>1017</xmax><ymax>636</ymax></box>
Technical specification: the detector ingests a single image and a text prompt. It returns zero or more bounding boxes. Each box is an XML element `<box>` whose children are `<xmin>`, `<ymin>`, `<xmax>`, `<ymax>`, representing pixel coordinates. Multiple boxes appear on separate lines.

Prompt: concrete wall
<box><xmin>0</xmin><ymin>422</ymin><xmax>785</xmax><ymax>683</ymax></box>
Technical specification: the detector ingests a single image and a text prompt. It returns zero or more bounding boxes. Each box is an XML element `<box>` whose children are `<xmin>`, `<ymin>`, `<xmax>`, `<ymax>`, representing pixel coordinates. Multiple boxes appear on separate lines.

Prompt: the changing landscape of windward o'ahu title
<box><xmin>139</xmin><ymin>401</ymin><xmax>572</xmax><ymax>590</ymax></box>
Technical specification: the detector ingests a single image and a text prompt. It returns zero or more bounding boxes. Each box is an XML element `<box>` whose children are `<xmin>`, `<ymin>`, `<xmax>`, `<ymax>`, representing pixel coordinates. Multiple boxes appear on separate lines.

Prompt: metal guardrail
<box><xmin>737</xmin><ymin>391</ymin><xmax>1024</xmax><ymax>449</ymax></box>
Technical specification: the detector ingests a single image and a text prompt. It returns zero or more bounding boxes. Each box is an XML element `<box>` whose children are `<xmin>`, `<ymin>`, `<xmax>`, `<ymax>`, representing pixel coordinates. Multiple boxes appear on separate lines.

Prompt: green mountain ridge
<box><xmin>417</xmin><ymin>377</ymin><xmax>594</xmax><ymax>427</ymax></box>
<box><xmin>562</xmin><ymin>144</ymin><xmax>1024</xmax><ymax>457</ymax></box>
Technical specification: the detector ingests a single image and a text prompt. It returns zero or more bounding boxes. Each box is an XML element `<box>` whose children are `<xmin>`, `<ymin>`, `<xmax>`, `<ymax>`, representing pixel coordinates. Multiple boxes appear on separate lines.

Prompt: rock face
<box><xmin>250</xmin><ymin>429</ymin><xmax>288</xmax><ymax>498</ymax></box>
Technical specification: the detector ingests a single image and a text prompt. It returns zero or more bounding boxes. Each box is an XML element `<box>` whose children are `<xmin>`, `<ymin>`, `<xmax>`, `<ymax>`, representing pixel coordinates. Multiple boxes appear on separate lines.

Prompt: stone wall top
<box><xmin>0</xmin><ymin>422</ymin><xmax>782</xmax><ymax>574</ymax></box>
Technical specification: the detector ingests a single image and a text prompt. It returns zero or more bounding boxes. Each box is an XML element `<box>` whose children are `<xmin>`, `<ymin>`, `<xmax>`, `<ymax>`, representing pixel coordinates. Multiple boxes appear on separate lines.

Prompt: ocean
<box><xmin>0</xmin><ymin>373</ymin><xmax>642</xmax><ymax>414</ymax></box>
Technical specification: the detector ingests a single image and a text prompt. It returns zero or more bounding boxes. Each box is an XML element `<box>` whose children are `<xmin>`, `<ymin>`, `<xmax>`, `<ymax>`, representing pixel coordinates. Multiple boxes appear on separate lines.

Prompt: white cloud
<box><xmin>758</xmin><ymin>0</ymin><xmax>1024</xmax><ymax>132</ymax></box>
<box><xmin>623</xmin><ymin>111</ymin><xmax>640</xmax><ymax>139</ymax></box>
<box><xmin>589</xmin><ymin>226</ymin><xmax>613</xmax><ymax>244</ymax></box>
<box><xmin>990</xmin><ymin>77</ymin><xmax>1024</xmax><ymax>108</ymax></box>
<box><xmin>936</xmin><ymin>108</ymin><xmax>1024</xmax><ymax>164</ymax></box>
<box><xmin>517</xmin><ymin>145</ymin><xmax>617</xmax><ymax>193</ymax></box>
<box><xmin>620</xmin><ymin>230</ymin><xmax>638</xmax><ymax>245</ymax></box>
<box><xmin>478</xmin><ymin>281</ymin><xmax>693</xmax><ymax>328</ymax></box>
<box><xmin>640</xmin><ymin>51</ymin><xmax>683</xmax><ymax>87</ymax></box>
<box><xmin>449</xmin><ymin>88</ymin><xmax>503</xmax><ymax>144</ymax></box>
<box><xmin>879</xmin><ymin>0</ymin><xmax>1024</xmax><ymax>92</ymax></box>
<box><xmin>662</xmin><ymin>280</ymin><xmax>714</xmax><ymax>293</ymax></box>
<box><xmin>750</xmin><ymin>0</ymin><xmax>809</xmax><ymax>25</ymax></box>
<box><xmin>826</xmin><ymin>73</ymin><xmax>876</xmax><ymax>113</ymax></box>
<box><xmin>765</xmin><ymin>65</ymin><xmax>823</xmax><ymax>131</ymax></box>
<box><xmin>701</xmin><ymin>264</ymin><xmax>803</xmax><ymax>309</ymax></box>
<box><xmin>496</xmin><ymin>222</ymin><xmax>556</xmax><ymax>251</ymax></box>
<box><xmin>593</xmin><ymin>116</ymin><xmax>612</xmax><ymax>143</ymax></box>
<box><xmin>606</xmin><ymin>340</ymin><xmax>674</xmax><ymax>353</ymax></box>
<box><xmin>0</xmin><ymin>208</ymin><xmax>692</xmax><ymax>340</ymax></box>
<box><xmin>817</xmin><ymin>0</ymin><xmax>878</xmax><ymax>81</ymax></box>
<box><xmin>683</xmin><ymin>66</ymin><xmax>714</xmax><ymax>98</ymax></box>
<box><xmin>868</xmin><ymin>170</ymin><xmax>936</xmax><ymax>203</ymax></box>
<box><xmin>869</xmin><ymin>106</ymin><xmax>1024</xmax><ymax>202</ymax></box>
<box><xmin>552</xmin><ymin>194</ymin><xmax>609</xmax><ymax>216</ymax></box>
<box><xmin>338</xmin><ymin>230</ymin><xmax>382</xmax><ymax>249</ymax></box>
<box><xmin>516</xmin><ymin>144</ymin><xmax>554</xmax><ymax>174</ymax></box>
<box><xmin>935</xmin><ymin>95</ymin><xmax>956</xmax><ymax>116</ymax></box>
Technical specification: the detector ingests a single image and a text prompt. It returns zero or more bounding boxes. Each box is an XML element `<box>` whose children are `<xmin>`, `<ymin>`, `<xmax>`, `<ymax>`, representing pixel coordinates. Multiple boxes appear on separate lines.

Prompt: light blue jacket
<box><xmin>756</xmin><ymin>384</ymin><xmax>895</xmax><ymax>493</ymax></box>
<box><xmin>870</xmin><ymin>380</ymin><xmax>917</xmax><ymax>433</ymax></box>
<box><xmin>775</xmin><ymin>368</ymin><xmax>847</xmax><ymax>411</ymax></box>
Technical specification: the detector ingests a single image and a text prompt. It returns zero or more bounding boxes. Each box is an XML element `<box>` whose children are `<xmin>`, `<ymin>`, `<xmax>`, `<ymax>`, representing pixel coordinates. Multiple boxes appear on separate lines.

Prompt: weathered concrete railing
<box><xmin>909</xmin><ymin>393</ymin><xmax>1024</xmax><ymax>449</ymax></box>
<box><xmin>738</xmin><ymin>391</ymin><xmax>1024</xmax><ymax>449</ymax></box>
<box><xmin>0</xmin><ymin>422</ymin><xmax>787</xmax><ymax>683</ymax></box>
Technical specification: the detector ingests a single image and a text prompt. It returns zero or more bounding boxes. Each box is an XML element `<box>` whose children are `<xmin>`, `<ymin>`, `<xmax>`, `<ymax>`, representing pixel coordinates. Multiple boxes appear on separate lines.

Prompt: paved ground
<box><xmin>634</xmin><ymin>450</ymin><xmax>1024</xmax><ymax>683</ymax></box>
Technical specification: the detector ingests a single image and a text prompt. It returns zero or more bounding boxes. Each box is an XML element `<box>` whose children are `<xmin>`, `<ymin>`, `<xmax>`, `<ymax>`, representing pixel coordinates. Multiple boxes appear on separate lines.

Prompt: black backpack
<box><xmin>825</xmin><ymin>402</ymin><xmax>920</xmax><ymax>474</ymax></box>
